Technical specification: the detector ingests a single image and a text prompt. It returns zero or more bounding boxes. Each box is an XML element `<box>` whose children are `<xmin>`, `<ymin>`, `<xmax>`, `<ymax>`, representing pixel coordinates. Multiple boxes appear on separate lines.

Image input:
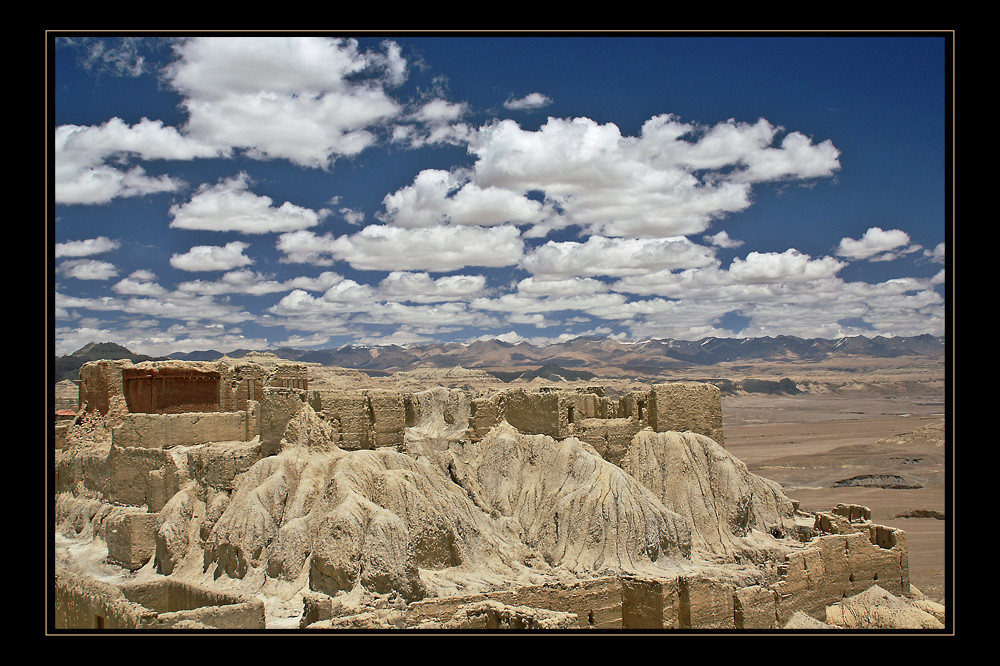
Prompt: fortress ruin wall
<box><xmin>54</xmin><ymin>569</ymin><xmax>265</xmax><ymax>630</ymax></box>
<box><xmin>621</xmin><ymin>520</ymin><xmax>909</xmax><ymax>629</ymax></box>
<box><xmin>467</xmin><ymin>382</ymin><xmax>723</xmax><ymax>449</ymax></box>
<box><xmin>55</xmin><ymin>360</ymin><xmax>915</xmax><ymax>630</ymax></box>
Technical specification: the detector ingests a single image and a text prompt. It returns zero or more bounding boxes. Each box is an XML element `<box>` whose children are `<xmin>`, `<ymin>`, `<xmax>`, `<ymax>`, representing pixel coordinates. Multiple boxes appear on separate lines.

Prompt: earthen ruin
<box><xmin>52</xmin><ymin>358</ymin><xmax>938</xmax><ymax>631</ymax></box>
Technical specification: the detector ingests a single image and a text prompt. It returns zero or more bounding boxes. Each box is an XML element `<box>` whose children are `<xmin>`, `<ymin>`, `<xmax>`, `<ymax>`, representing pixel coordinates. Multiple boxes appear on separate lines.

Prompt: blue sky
<box><xmin>51</xmin><ymin>33</ymin><xmax>949</xmax><ymax>357</ymax></box>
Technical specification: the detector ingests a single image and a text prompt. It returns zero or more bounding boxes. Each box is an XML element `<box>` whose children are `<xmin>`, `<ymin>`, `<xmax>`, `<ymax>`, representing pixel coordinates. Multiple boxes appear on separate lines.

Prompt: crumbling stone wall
<box><xmin>54</xmin><ymin>570</ymin><xmax>265</xmax><ymax>630</ymax></box>
<box><xmin>108</xmin><ymin>444</ymin><xmax>180</xmax><ymax>508</ymax></box>
<box><xmin>102</xmin><ymin>507</ymin><xmax>159</xmax><ymax>570</ymax></box>
<box><xmin>621</xmin><ymin>518</ymin><xmax>909</xmax><ymax>629</ymax></box>
<box><xmin>268</xmin><ymin>363</ymin><xmax>309</xmax><ymax>390</ymax></box>
<box><xmin>54</xmin><ymin>569</ymin><xmax>154</xmax><ymax>629</ymax></box>
<box><xmin>465</xmin><ymin>383</ymin><xmax>724</xmax><ymax>453</ymax></box>
<box><xmin>111</xmin><ymin>411</ymin><xmax>253</xmax><ymax>449</ymax></box>
<box><xmin>305</xmin><ymin>389</ymin><xmax>405</xmax><ymax>450</ymax></box>
<box><xmin>403</xmin><ymin>575</ymin><xmax>623</xmax><ymax>630</ymax></box>
<box><xmin>79</xmin><ymin>360</ymin><xmax>129</xmax><ymax>415</ymax></box>
<box><xmin>573</xmin><ymin>418</ymin><xmax>642</xmax><ymax>467</ymax></box>
<box><xmin>648</xmin><ymin>382</ymin><xmax>724</xmax><ymax>447</ymax></box>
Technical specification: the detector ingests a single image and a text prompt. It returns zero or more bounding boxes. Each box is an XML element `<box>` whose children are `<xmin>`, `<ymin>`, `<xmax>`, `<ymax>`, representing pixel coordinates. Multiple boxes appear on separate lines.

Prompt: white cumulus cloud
<box><xmin>503</xmin><ymin>92</ymin><xmax>552</xmax><ymax>110</ymax></box>
<box><xmin>54</xmin><ymin>118</ymin><xmax>219</xmax><ymax>205</ymax></box>
<box><xmin>169</xmin><ymin>172</ymin><xmax>328</xmax><ymax>234</ymax></box>
<box><xmin>170</xmin><ymin>241</ymin><xmax>254</xmax><ymax>272</ymax></box>
<box><xmin>55</xmin><ymin>236</ymin><xmax>121</xmax><ymax>258</ymax></box>
<box><xmin>378</xmin><ymin>168</ymin><xmax>549</xmax><ymax>228</ymax></box>
<box><xmin>836</xmin><ymin>227</ymin><xmax>917</xmax><ymax>261</ymax></box>
<box><xmin>165</xmin><ymin>36</ymin><xmax>405</xmax><ymax>169</ymax></box>
<box><xmin>278</xmin><ymin>225</ymin><xmax>524</xmax><ymax>272</ymax></box>
<box><xmin>382</xmin><ymin>114</ymin><xmax>840</xmax><ymax>240</ymax></box>
<box><xmin>521</xmin><ymin>235</ymin><xmax>717</xmax><ymax>278</ymax></box>
<box><xmin>57</xmin><ymin>259</ymin><xmax>119</xmax><ymax>280</ymax></box>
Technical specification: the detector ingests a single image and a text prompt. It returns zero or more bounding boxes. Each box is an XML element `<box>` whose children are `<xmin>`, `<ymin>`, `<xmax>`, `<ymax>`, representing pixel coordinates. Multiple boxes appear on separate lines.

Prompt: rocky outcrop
<box><xmin>833</xmin><ymin>474</ymin><xmax>922</xmax><ymax>489</ymax></box>
<box><xmin>622</xmin><ymin>430</ymin><xmax>797</xmax><ymax>561</ymax></box>
<box><xmin>55</xmin><ymin>363</ymin><xmax>935</xmax><ymax>630</ymax></box>
<box><xmin>825</xmin><ymin>585</ymin><xmax>944</xmax><ymax>629</ymax></box>
<box><xmin>194</xmin><ymin>411</ymin><xmax>699</xmax><ymax>602</ymax></box>
<box><xmin>199</xmin><ymin>406</ymin><xmax>531</xmax><ymax>600</ymax></box>
<box><xmin>445</xmin><ymin>422</ymin><xmax>692</xmax><ymax>572</ymax></box>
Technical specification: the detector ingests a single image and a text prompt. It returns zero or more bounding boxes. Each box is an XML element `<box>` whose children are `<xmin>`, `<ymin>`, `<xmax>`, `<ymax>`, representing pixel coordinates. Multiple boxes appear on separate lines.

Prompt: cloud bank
<box><xmin>53</xmin><ymin>36</ymin><xmax>945</xmax><ymax>357</ymax></box>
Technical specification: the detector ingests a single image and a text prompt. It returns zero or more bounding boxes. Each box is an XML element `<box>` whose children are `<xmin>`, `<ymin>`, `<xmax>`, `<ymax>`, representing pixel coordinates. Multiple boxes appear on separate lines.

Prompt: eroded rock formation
<box><xmin>53</xmin><ymin>359</ymin><xmax>929</xmax><ymax>631</ymax></box>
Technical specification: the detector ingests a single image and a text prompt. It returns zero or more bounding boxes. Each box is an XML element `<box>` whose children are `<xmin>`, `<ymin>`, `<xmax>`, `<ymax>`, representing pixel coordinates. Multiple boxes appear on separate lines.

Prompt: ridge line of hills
<box><xmin>53</xmin><ymin>335</ymin><xmax>944</xmax><ymax>384</ymax></box>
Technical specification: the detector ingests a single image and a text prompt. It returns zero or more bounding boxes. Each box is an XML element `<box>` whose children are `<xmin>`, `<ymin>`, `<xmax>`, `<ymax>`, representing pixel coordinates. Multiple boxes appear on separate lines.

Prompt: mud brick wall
<box><xmin>54</xmin><ymin>570</ymin><xmax>265</xmax><ymax>630</ymax></box>
<box><xmin>54</xmin><ymin>569</ymin><xmax>154</xmax><ymax>629</ymax></box>
<box><xmin>79</xmin><ymin>360</ymin><xmax>130</xmax><ymax>414</ymax></box>
<box><xmin>185</xmin><ymin>440</ymin><xmax>263</xmax><ymax>492</ymax></box>
<box><xmin>503</xmin><ymin>389</ymin><xmax>566</xmax><ymax>439</ymax></box>
<box><xmin>79</xmin><ymin>360</ymin><xmax>244</xmax><ymax>415</ymax></box>
<box><xmin>268</xmin><ymin>363</ymin><xmax>309</xmax><ymax>390</ymax></box>
<box><xmin>508</xmin><ymin>576</ymin><xmax>622</xmax><ymax>629</ymax></box>
<box><xmin>309</xmin><ymin>390</ymin><xmax>370</xmax><ymax>449</ymax></box>
<box><xmin>468</xmin><ymin>394</ymin><xmax>502</xmax><ymax>440</ymax></box>
<box><xmin>621</xmin><ymin>575</ymin><xmax>681</xmax><ymax>629</ymax></box>
<box><xmin>468</xmin><ymin>384</ymin><xmax>724</xmax><ymax>449</ymax></box>
<box><xmin>366</xmin><ymin>390</ymin><xmax>405</xmax><ymax>448</ymax></box>
<box><xmin>621</xmin><ymin>524</ymin><xmax>908</xmax><ymax>629</ymax></box>
<box><xmin>623</xmin><ymin>575</ymin><xmax>769</xmax><ymax>629</ymax></box>
<box><xmin>55</xmin><ymin>445</ymin><xmax>111</xmax><ymax>496</ymax></box>
<box><xmin>648</xmin><ymin>382</ymin><xmax>725</xmax><ymax>447</ymax></box>
<box><xmin>734</xmin><ymin>585</ymin><xmax>779</xmax><ymax>629</ymax></box>
<box><xmin>405</xmin><ymin>576</ymin><xmax>622</xmax><ymax>629</ymax></box>
<box><xmin>123</xmin><ymin>368</ymin><xmax>224</xmax><ymax>414</ymax></box>
<box><xmin>102</xmin><ymin>508</ymin><xmax>159</xmax><ymax>570</ymax></box>
<box><xmin>406</xmin><ymin>591</ymin><xmax>517</xmax><ymax>627</ymax></box>
<box><xmin>108</xmin><ymin>444</ymin><xmax>179</xmax><ymax>507</ymax></box>
<box><xmin>561</xmin><ymin>391</ymin><xmax>606</xmax><ymax>422</ymax></box>
<box><xmin>450</xmin><ymin>601</ymin><xmax>578</xmax><ymax>629</ymax></box>
<box><xmin>146</xmin><ymin>466</ymin><xmax>179</xmax><ymax>513</ymax></box>
<box><xmin>232</xmin><ymin>364</ymin><xmax>265</xmax><ymax>411</ymax></box>
<box><xmin>573</xmin><ymin>418</ymin><xmax>642</xmax><ymax>468</ymax></box>
<box><xmin>832</xmin><ymin>503</ymin><xmax>872</xmax><ymax>522</ymax></box>
<box><xmin>307</xmin><ymin>389</ymin><xmax>405</xmax><ymax>450</ymax></box>
<box><xmin>771</xmin><ymin>528</ymin><xmax>909</xmax><ymax>625</ymax></box>
<box><xmin>616</xmin><ymin>391</ymin><xmax>651</xmax><ymax>423</ymax></box>
<box><xmin>118</xmin><ymin>580</ymin><xmax>266</xmax><ymax>629</ymax></box>
<box><xmin>111</xmin><ymin>411</ymin><xmax>251</xmax><ymax>449</ymax></box>
<box><xmin>680</xmin><ymin>575</ymin><xmax>735</xmax><ymax>628</ymax></box>
<box><xmin>261</xmin><ymin>387</ymin><xmax>308</xmax><ymax>454</ymax></box>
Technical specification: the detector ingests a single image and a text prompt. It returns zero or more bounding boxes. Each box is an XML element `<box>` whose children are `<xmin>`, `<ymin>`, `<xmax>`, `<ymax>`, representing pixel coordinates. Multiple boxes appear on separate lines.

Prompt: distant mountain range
<box><xmin>52</xmin><ymin>341</ymin><xmax>169</xmax><ymax>384</ymax></box>
<box><xmin>53</xmin><ymin>334</ymin><xmax>944</xmax><ymax>383</ymax></box>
